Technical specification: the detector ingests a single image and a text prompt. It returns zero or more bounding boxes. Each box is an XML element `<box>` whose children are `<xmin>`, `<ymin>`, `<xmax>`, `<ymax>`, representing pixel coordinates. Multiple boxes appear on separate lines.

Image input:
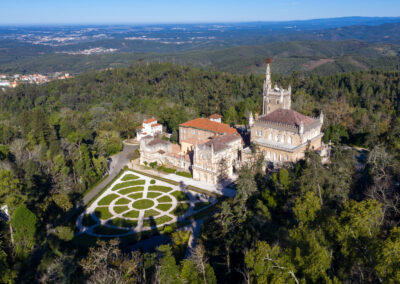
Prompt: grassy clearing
<box><xmin>144</xmin><ymin>209</ymin><xmax>161</xmax><ymax>218</ymax></box>
<box><xmin>148</xmin><ymin>185</ymin><xmax>173</xmax><ymax>193</ymax></box>
<box><xmin>130</xmin><ymin>169</ymin><xmax>218</xmax><ymax>198</ymax></box>
<box><xmin>157</xmin><ymin>166</ymin><xmax>176</xmax><ymax>174</ymax></box>
<box><xmin>127</xmin><ymin>192</ymin><xmax>143</xmax><ymax>200</ymax></box>
<box><xmin>121</xmin><ymin>174</ymin><xmax>139</xmax><ymax>181</ymax></box>
<box><xmin>81</xmin><ymin>214</ymin><xmax>98</xmax><ymax>227</ymax></box>
<box><xmin>113</xmin><ymin>206</ymin><xmax>129</xmax><ymax>214</ymax></box>
<box><xmin>93</xmin><ymin>225</ymin><xmax>129</xmax><ymax>235</ymax></box>
<box><xmin>132</xmin><ymin>199</ymin><xmax>155</xmax><ymax>210</ymax></box>
<box><xmin>157</xmin><ymin>195</ymin><xmax>173</xmax><ymax>203</ymax></box>
<box><xmin>172</xmin><ymin>203</ymin><xmax>190</xmax><ymax>216</ymax></box>
<box><xmin>115</xmin><ymin>197</ymin><xmax>131</xmax><ymax>205</ymax></box>
<box><xmin>147</xmin><ymin>192</ymin><xmax>162</xmax><ymax>198</ymax></box>
<box><xmin>171</xmin><ymin>190</ymin><xmax>190</xmax><ymax>201</ymax></box>
<box><xmin>94</xmin><ymin>207</ymin><xmax>113</xmax><ymax>220</ymax></box>
<box><xmin>156</xmin><ymin>203</ymin><xmax>173</xmax><ymax>211</ymax></box>
<box><xmin>119</xmin><ymin>186</ymin><xmax>144</xmax><ymax>195</ymax></box>
<box><xmin>176</xmin><ymin>171</ymin><xmax>192</xmax><ymax>178</ymax></box>
<box><xmin>142</xmin><ymin>215</ymin><xmax>173</xmax><ymax>227</ymax></box>
<box><xmin>194</xmin><ymin>202</ymin><xmax>210</xmax><ymax>211</ymax></box>
<box><xmin>122</xmin><ymin>210</ymin><xmax>140</xmax><ymax>218</ymax></box>
<box><xmin>112</xmin><ymin>180</ymin><xmax>145</xmax><ymax>191</ymax></box>
<box><xmin>107</xmin><ymin>218</ymin><xmax>138</xmax><ymax>228</ymax></box>
<box><xmin>98</xmin><ymin>193</ymin><xmax>119</xmax><ymax>205</ymax></box>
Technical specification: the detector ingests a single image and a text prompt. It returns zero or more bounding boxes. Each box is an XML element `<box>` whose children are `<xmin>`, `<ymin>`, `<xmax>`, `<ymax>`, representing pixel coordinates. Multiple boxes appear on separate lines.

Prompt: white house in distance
<box><xmin>136</xmin><ymin>118</ymin><xmax>163</xmax><ymax>141</ymax></box>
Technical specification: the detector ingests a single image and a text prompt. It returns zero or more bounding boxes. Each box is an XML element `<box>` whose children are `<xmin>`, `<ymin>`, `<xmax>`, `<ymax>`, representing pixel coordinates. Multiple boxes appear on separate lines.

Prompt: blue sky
<box><xmin>1</xmin><ymin>0</ymin><xmax>400</xmax><ymax>24</ymax></box>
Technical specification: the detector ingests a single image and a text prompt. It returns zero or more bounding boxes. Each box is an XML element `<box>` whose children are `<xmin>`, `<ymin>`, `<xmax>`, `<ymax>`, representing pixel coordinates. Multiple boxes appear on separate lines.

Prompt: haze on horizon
<box><xmin>1</xmin><ymin>0</ymin><xmax>400</xmax><ymax>25</ymax></box>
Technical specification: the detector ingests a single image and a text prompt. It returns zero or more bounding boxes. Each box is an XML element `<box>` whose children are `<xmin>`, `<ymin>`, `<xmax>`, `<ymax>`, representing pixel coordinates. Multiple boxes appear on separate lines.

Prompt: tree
<box><xmin>245</xmin><ymin>241</ymin><xmax>299</xmax><ymax>284</ymax></box>
<box><xmin>157</xmin><ymin>244</ymin><xmax>181</xmax><ymax>284</ymax></box>
<box><xmin>11</xmin><ymin>204</ymin><xmax>37</xmax><ymax>258</ymax></box>
<box><xmin>375</xmin><ymin>226</ymin><xmax>400</xmax><ymax>283</ymax></box>
<box><xmin>189</xmin><ymin>243</ymin><xmax>217</xmax><ymax>284</ymax></box>
<box><xmin>80</xmin><ymin>239</ymin><xmax>140</xmax><ymax>284</ymax></box>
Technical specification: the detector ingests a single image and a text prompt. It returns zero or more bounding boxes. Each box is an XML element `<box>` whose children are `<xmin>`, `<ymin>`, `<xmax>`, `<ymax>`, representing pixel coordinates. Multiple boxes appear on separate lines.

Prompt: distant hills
<box><xmin>1</xmin><ymin>17</ymin><xmax>400</xmax><ymax>75</ymax></box>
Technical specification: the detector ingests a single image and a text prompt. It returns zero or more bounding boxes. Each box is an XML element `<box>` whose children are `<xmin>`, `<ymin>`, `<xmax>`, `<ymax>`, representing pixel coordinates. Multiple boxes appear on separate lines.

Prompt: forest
<box><xmin>0</xmin><ymin>62</ymin><xmax>399</xmax><ymax>283</ymax></box>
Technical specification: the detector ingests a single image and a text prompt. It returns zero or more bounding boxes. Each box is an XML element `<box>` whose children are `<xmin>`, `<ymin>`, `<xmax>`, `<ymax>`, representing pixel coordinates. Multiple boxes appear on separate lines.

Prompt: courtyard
<box><xmin>76</xmin><ymin>170</ymin><xmax>215</xmax><ymax>237</ymax></box>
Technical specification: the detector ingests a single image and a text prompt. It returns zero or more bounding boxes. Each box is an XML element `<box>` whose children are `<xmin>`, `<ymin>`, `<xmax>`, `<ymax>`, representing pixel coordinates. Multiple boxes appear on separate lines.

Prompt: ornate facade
<box><xmin>250</xmin><ymin>59</ymin><xmax>324</xmax><ymax>163</ymax></box>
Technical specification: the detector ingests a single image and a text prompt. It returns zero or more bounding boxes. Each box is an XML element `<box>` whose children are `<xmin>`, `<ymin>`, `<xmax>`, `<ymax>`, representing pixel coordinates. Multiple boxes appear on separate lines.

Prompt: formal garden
<box><xmin>76</xmin><ymin>170</ymin><xmax>215</xmax><ymax>237</ymax></box>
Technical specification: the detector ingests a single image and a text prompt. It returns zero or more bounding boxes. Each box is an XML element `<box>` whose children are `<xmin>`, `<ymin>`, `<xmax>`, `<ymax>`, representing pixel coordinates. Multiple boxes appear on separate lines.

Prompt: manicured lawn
<box><xmin>121</xmin><ymin>174</ymin><xmax>139</xmax><ymax>181</ymax></box>
<box><xmin>112</xmin><ymin>180</ymin><xmax>145</xmax><ymax>191</ymax></box>
<box><xmin>157</xmin><ymin>195</ymin><xmax>173</xmax><ymax>203</ymax></box>
<box><xmin>115</xmin><ymin>197</ymin><xmax>131</xmax><ymax>205</ymax></box>
<box><xmin>172</xmin><ymin>203</ymin><xmax>189</xmax><ymax>216</ymax></box>
<box><xmin>194</xmin><ymin>202</ymin><xmax>210</xmax><ymax>211</ymax></box>
<box><xmin>94</xmin><ymin>207</ymin><xmax>113</xmax><ymax>220</ymax></box>
<box><xmin>142</xmin><ymin>215</ymin><xmax>173</xmax><ymax>227</ymax></box>
<box><xmin>98</xmin><ymin>193</ymin><xmax>119</xmax><ymax>205</ymax></box>
<box><xmin>122</xmin><ymin>210</ymin><xmax>140</xmax><ymax>218</ymax></box>
<box><xmin>144</xmin><ymin>209</ymin><xmax>161</xmax><ymax>218</ymax></box>
<box><xmin>156</xmin><ymin>203</ymin><xmax>173</xmax><ymax>212</ymax></box>
<box><xmin>176</xmin><ymin>171</ymin><xmax>192</xmax><ymax>178</ymax></box>
<box><xmin>107</xmin><ymin>218</ymin><xmax>138</xmax><ymax>228</ymax></box>
<box><xmin>128</xmin><ymin>192</ymin><xmax>143</xmax><ymax>200</ymax></box>
<box><xmin>147</xmin><ymin>192</ymin><xmax>162</xmax><ymax>198</ymax></box>
<box><xmin>171</xmin><ymin>190</ymin><xmax>190</xmax><ymax>201</ymax></box>
<box><xmin>157</xmin><ymin>166</ymin><xmax>176</xmax><ymax>174</ymax></box>
<box><xmin>148</xmin><ymin>185</ymin><xmax>173</xmax><ymax>193</ymax></box>
<box><xmin>132</xmin><ymin>199</ymin><xmax>155</xmax><ymax>210</ymax></box>
<box><xmin>114</xmin><ymin>206</ymin><xmax>130</xmax><ymax>214</ymax></box>
<box><xmin>93</xmin><ymin>225</ymin><xmax>128</xmax><ymax>235</ymax></box>
<box><xmin>119</xmin><ymin>186</ymin><xmax>144</xmax><ymax>195</ymax></box>
<box><xmin>82</xmin><ymin>214</ymin><xmax>98</xmax><ymax>227</ymax></box>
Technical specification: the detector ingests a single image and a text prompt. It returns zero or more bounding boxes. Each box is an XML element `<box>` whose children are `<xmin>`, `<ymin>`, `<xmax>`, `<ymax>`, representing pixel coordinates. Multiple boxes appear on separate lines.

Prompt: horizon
<box><xmin>1</xmin><ymin>0</ymin><xmax>400</xmax><ymax>25</ymax></box>
<box><xmin>0</xmin><ymin>16</ymin><xmax>400</xmax><ymax>27</ymax></box>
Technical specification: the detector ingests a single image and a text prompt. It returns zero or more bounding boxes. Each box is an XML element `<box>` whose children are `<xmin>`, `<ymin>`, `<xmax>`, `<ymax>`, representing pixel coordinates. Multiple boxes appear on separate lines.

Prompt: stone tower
<box><xmin>262</xmin><ymin>58</ymin><xmax>292</xmax><ymax>115</ymax></box>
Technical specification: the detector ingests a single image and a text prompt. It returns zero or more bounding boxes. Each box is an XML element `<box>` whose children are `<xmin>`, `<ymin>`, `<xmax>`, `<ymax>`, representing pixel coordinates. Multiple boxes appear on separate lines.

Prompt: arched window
<box><xmin>275</xmin><ymin>135</ymin><xmax>279</xmax><ymax>142</ymax></box>
<box><xmin>279</xmin><ymin>154</ymin><xmax>282</xmax><ymax>161</ymax></box>
<box><xmin>267</xmin><ymin>151</ymin><xmax>271</xmax><ymax>159</ymax></box>
<box><xmin>273</xmin><ymin>152</ymin><xmax>277</xmax><ymax>161</ymax></box>
<box><xmin>288</xmin><ymin>136</ymin><xmax>292</xmax><ymax>144</ymax></box>
<box><xmin>281</xmin><ymin>135</ymin><xmax>285</xmax><ymax>143</ymax></box>
<box><xmin>268</xmin><ymin>133</ymin><xmax>272</xmax><ymax>140</ymax></box>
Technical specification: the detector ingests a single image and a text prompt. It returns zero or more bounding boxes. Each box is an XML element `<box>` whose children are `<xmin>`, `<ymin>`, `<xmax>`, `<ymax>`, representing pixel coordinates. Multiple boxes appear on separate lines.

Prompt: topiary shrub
<box><xmin>150</xmin><ymin>179</ymin><xmax>156</xmax><ymax>184</ymax></box>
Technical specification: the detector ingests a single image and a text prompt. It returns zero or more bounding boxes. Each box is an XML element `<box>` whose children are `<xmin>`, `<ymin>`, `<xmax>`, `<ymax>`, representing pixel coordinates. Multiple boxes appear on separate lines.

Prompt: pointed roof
<box><xmin>258</xmin><ymin>109</ymin><xmax>315</xmax><ymax>127</ymax></box>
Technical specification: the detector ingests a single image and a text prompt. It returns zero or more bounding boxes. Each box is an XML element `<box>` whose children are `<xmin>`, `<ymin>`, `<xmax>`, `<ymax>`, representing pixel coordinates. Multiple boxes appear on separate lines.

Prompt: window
<box><xmin>286</xmin><ymin>155</ymin><xmax>289</xmax><ymax>161</ymax></box>
<box><xmin>281</xmin><ymin>135</ymin><xmax>285</xmax><ymax>143</ymax></box>
<box><xmin>260</xmin><ymin>131</ymin><xmax>263</xmax><ymax>136</ymax></box>
<box><xmin>268</xmin><ymin>133</ymin><xmax>272</xmax><ymax>140</ymax></box>
<box><xmin>275</xmin><ymin>135</ymin><xmax>279</xmax><ymax>142</ymax></box>
<box><xmin>288</xmin><ymin>136</ymin><xmax>292</xmax><ymax>144</ymax></box>
<box><xmin>279</xmin><ymin>154</ymin><xmax>282</xmax><ymax>161</ymax></box>
<box><xmin>273</xmin><ymin>153</ymin><xmax>277</xmax><ymax>161</ymax></box>
<box><xmin>276</xmin><ymin>100</ymin><xmax>279</xmax><ymax>104</ymax></box>
<box><xmin>267</xmin><ymin>151</ymin><xmax>271</xmax><ymax>159</ymax></box>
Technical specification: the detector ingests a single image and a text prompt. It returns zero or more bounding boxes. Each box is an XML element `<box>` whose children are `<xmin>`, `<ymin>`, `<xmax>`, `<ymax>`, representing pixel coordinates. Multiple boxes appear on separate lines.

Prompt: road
<box><xmin>82</xmin><ymin>142</ymin><xmax>138</xmax><ymax>205</ymax></box>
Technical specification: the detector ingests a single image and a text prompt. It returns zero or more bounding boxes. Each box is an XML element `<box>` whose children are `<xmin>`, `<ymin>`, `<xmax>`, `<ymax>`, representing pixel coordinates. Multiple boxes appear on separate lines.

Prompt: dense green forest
<box><xmin>0</xmin><ymin>63</ymin><xmax>399</xmax><ymax>283</ymax></box>
<box><xmin>1</xmin><ymin>40</ymin><xmax>400</xmax><ymax>75</ymax></box>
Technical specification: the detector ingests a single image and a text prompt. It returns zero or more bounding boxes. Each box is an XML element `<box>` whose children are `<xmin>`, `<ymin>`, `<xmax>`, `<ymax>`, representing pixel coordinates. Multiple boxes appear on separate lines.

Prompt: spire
<box><xmin>265</xmin><ymin>58</ymin><xmax>272</xmax><ymax>89</ymax></box>
<box><xmin>248</xmin><ymin>112</ymin><xmax>254</xmax><ymax>127</ymax></box>
<box><xmin>299</xmin><ymin>121</ymin><xmax>304</xmax><ymax>134</ymax></box>
<box><xmin>319</xmin><ymin>111</ymin><xmax>324</xmax><ymax>124</ymax></box>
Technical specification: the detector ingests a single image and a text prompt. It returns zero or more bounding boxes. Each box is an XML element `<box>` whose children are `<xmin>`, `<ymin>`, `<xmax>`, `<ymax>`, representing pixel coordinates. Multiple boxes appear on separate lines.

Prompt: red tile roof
<box><xmin>258</xmin><ymin>109</ymin><xmax>315</xmax><ymax>127</ymax></box>
<box><xmin>143</xmin><ymin>118</ymin><xmax>156</xmax><ymax>124</ymax></box>
<box><xmin>151</xmin><ymin>123</ymin><xmax>161</xmax><ymax>128</ymax></box>
<box><xmin>180</xmin><ymin>118</ymin><xmax>237</xmax><ymax>135</ymax></box>
<box><xmin>209</xmin><ymin>114</ymin><xmax>222</xmax><ymax>119</ymax></box>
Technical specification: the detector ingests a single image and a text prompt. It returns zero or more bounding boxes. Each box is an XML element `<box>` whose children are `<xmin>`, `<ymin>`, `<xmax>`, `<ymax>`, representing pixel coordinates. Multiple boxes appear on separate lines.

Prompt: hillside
<box><xmin>1</xmin><ymin>40</ymin><xmax>399</xmax><ymax>75</ymax></box>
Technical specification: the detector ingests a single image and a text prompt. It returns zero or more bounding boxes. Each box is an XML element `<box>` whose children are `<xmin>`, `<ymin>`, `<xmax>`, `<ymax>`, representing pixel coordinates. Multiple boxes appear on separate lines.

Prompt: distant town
<box><xmin>0</xmin><ymin>72</ymin><xmax>73</xmax><ymax>90</ymax></box>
